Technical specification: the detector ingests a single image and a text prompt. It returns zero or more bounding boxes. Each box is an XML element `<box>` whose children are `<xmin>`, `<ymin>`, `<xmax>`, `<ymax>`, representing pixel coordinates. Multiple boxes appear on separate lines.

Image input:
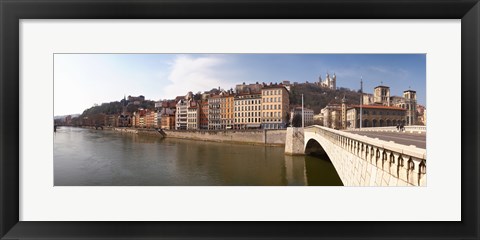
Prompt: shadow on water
<box><xmin>303</xmin><ymin>138</ymin><xmax>343</xmax><ymax>186</ymax></box>
<box><xmin>304</xmin><ymin>153</ymin><xmax>343</xmax><ymax>186</ymax></box>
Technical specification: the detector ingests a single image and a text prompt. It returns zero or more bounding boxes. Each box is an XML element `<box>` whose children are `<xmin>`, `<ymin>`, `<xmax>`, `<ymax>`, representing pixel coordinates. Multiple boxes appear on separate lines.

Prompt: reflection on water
<box><xmin>54</xmin><ymin>127</ymin><xmax>343</xmax><ymax>186</ymax></box>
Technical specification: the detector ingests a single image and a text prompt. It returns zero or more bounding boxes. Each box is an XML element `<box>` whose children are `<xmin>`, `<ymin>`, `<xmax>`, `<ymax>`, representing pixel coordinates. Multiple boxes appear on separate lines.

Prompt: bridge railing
<box><xmin>305</xmin><ymin>125</ymin><xmax>426</xmax><ymax>186</ymax></box>
<box><xmin>348</xmin><ymin>125</ymin><xmax>426</xmax><ymax>134</ymax></box>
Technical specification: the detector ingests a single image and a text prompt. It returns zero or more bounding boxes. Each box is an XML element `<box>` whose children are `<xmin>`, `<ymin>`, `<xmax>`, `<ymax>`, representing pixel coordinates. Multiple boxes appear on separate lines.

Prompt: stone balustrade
<box><xmin>304</xmin><ymin>125</ymin><xmax>426</xmax><ymax>186</ymax></box>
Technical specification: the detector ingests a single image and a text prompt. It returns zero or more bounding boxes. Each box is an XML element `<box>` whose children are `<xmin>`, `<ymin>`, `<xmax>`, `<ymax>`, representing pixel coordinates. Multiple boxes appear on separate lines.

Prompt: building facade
<box><xmin>220</xmin><ymin>92</ymin><xmax>235</xmax><ymax>129</ymax></box>
<box><xmin>374</xmin><ymin>85</ymin><xmax>391</xmax><ymax>106</ymax></box>
<box><xmin>290</xmin><ymin>107</ymin><xmax>314</xmax><ymax>126</ymax></box>
<box><xmin>403</xmin><ymin>90</ymin><xmax>417</xmax><ymax>125</ymax></box>
<box><xmin>234</xmin><ymin>92</ymin><xmax>262</xmax><ymax>129</ymax></box>
<box><xmin>346</xmin><ymin>105</ymin><xmax>406</xmax><ymax>128</ymax></box>
<box><xmin>160</xmin><ymin>114</ymin><xmax>175</xmax><ymax>129</ymax></box>
<box><xmin>199</xmin><ymin>99</ymin><xmax>209</xmax><ymax>129</ymax></box>
<box><xmin>175</xmin><ymin>99</ymin><xmax>188</xmax><ymax>130</ymax></box>
<box><xmin>187</xmin><ymin>101</ymin><xmax>200</xmax><ymax>130</ymax></box>
<box><xmin>321</xmin><ymin>104</ymin><xmax>341</xmax><ymax>129</ymax></box>
<box><xmin>208</xmin><ymin>95</ymin><xmax>222</xmax><ymax>130</ymax></box>
<box><xmin>261</xmin><ymin>85</ymin><xmax>290</xmax><ymax>129</ymax></box>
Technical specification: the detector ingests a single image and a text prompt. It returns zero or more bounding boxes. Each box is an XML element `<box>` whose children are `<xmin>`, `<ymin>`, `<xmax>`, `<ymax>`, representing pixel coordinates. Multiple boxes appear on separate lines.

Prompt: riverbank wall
<box><xmin>111</xmin><ymin>127</ymin><xmax>165</xmax><ymax>136</ymax></box>
<box><xmin>79</xmin><ymin>126</ymin><xmax>286</xmax><ymax>146</ymax></box>
<box><xmin>163</xmin><ymin>129</ymin><xmax>286</xmax><ymax>146</ymax></box>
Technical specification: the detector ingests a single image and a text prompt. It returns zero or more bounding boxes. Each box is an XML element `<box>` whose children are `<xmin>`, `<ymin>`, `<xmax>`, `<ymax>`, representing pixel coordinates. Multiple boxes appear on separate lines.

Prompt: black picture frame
<box><xmin>1</xmin><ymin>0</ymin><xmax>479</xmax><ymax>239</ymax></box>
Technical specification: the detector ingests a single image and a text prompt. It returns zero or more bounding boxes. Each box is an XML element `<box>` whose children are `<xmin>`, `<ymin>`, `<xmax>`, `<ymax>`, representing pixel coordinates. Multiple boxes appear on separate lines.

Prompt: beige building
<box><xmin>403</xmin><ymin>90</ymin><xmax>417</xmax><ymax>125</ymax></box>
<box><xmin>346</xmin><ymin>105</ymin><xmax>406</xmax><ymax>128</ymax></box>
<box><xmin>187</xmin><ymin>101</ymin><xmax>199</xmax><ymax>130</ymax></box>
<box><xmin>361</xmin><ymin>85</ymin><xmax>421</xmax><ymax>126</ymax></box>
<box><xmin>160</xmin><ymin>114</ymin><xmax>175</xmax><ymax>130</ymax></box>
<box><xmin>261</xmin><ymin>85</ymin><xmax>290</xmax><ymax>129</ymax></box>
<box><xmin>234</xmin><ymin>92</ymin><xmax>262</xmax><ymax>129</ymax></box>
<box><xmin>290</xmin><ymin>106</ymin><xmax>314</xmax><ymax>126</ymax></box>
<box><xmin>374</xmin><ymin>85</ymin><xmax>391</xmax><ymax>106</ymax></box>
<box><xmin>321</xmin><ymin>103</ymin><xmax>342</xmax><ymax>129</ymax></box>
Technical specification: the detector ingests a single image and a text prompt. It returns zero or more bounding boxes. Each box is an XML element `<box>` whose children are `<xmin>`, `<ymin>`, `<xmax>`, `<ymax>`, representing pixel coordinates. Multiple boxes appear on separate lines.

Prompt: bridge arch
<box><xmin>304</xmin><ymin>137</ymin><xmax>344</xmax><ymax>185</ymax></box>
<box><xmin>304</xmin><ymin>138</ymin><xmax>327</xmax><ymax>157</ymax></box>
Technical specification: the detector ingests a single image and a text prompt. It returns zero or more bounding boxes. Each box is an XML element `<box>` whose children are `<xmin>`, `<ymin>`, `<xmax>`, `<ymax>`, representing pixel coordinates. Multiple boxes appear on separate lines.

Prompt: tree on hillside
<box><xmin>285</xmin><ymin>112</ymin><xmax>291</xmax><ymax>127</ymax></box>
<box><xmin>288</xmin><ymin>83</ymin><xmax>361</xmax><ymax>114</ymax></box>
<box><xmin>292</xmin><ymin>114</ymin><xmax>302</xmax><ymax>127</ymax></box>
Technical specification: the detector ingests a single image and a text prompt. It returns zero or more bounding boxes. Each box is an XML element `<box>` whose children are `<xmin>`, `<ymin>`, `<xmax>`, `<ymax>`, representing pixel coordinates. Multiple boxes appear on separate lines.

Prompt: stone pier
<box><xmin>284</xmin><ymin>127</ymin><xmax>305</xmax><ymax>155</ymax></box>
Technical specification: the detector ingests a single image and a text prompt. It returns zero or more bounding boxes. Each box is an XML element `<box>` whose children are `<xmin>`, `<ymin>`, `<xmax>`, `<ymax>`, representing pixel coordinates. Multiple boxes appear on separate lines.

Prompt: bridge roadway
<box><xmin>344</xmin><ymin>130</ymin><xmax>426</xmax><ymax>149</ymax></box>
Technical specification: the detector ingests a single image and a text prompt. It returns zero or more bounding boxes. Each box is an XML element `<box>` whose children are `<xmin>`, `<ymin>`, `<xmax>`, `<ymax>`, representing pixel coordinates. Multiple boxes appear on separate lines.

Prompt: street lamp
<box><xmin>302</xmin><ymin>94</ymin><xmax>304</xmax><ymax>128</ymax></box>
<box><xmin>360</xmin><ymin>76</ymin><xmax>363</xmax><ymax>129</ymax></box>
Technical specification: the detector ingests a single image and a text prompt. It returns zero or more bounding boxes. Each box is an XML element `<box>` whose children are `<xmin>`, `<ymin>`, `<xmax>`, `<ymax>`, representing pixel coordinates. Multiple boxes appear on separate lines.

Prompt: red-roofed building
<box><xmin>346</xmin><ymin>104</ymin><xmax>406</xmax><ymax>128</ymax></box>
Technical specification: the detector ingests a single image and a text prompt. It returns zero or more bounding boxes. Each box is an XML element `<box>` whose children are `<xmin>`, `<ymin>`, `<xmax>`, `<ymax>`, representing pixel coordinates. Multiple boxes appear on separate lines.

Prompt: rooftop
<box><xmin>349</xmin><ymin>105</ymin><xmax>406</xmax><ymax>110</ymax></box>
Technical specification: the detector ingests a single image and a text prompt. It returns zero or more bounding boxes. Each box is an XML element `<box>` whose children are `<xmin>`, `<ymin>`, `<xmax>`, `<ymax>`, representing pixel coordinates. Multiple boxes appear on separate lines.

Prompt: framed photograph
<box><xmin>1</xmin><ymin>0</ymin><xmax>479</xmax><ymax>239</ymax></box>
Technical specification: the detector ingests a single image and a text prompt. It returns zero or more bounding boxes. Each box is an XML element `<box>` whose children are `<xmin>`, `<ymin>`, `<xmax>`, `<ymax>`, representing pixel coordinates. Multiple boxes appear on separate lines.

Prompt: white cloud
<box><xmin>161</xmin><ymin>55</ymin><xmax>237</xmax><ymax>99</ymax></box>
<box><xmin>369</xmin><ymin>66</ymin><xmax>389</xmax><ymax>74</ymax></box>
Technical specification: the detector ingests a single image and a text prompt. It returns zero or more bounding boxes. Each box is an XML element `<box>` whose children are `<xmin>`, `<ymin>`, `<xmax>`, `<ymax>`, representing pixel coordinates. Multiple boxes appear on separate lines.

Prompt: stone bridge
<box><xmin>285</xmin><ymin>126</ymin><xmax>426</xmax><ymax>186</ymax></box>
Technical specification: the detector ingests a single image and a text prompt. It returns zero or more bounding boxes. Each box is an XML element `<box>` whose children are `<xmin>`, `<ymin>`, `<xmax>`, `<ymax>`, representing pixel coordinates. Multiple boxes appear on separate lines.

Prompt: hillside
<box><xmin>289</xmin><ymin>83</ymin><xmax>362</xmax><ymax>114</ymax></box>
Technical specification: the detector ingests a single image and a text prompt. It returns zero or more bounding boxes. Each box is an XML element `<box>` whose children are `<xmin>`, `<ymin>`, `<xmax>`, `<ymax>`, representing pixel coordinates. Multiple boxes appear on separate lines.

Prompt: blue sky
<box><xmin>54</xmin><ymin>54</ymin><xmax>426</xmax><ymax>116</ymax></box>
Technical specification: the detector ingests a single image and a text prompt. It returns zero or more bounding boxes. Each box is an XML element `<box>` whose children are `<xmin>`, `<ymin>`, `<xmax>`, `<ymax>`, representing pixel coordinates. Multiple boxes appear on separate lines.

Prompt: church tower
<box><xmin>374</xmin><ymin>85</ymin><xmax>391</xmax><ymax>106</ymax></box>
<box><xmin>331</xmin><ymin>73</ymin><xmax>337</xmax><ymax>90</ymax></box>
<box><xmin>403</xmin><ymin>90</ymin><xmax>417</xmax><ymax>125</ymax></box>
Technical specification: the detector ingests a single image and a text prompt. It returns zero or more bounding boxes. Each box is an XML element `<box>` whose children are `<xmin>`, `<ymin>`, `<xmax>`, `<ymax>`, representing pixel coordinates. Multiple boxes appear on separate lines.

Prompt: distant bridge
<box><xmin>285</xmin><ymin>126</ymin><xmax>426</xmax><ymax>186</ymax></box>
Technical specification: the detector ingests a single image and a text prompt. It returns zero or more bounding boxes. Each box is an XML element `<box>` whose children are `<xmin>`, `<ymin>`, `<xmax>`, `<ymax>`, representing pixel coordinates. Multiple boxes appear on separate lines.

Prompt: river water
<box><xmin>54</xmin><ymin>127</ymin><xmax>342</xmax><ymax>186</ymax></box>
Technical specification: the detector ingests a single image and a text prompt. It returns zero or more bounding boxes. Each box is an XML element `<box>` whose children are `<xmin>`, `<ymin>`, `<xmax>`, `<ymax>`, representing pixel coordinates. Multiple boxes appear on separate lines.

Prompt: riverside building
<box><xmin>208</xmin><ymin>95</ymin><xmax>222</xmax><ymax>130</ymax></box>
<box><xmin>187</xmin><ymin>101</ymin><xmax>200</xmax><ymax>130</ymax></box>
<box><xmin>220</xmin><ymin>91</ymin><xmax>235</xmax><ymax>129</ymax></box>
<box><xmin>321</xmin><ymin>84</ymin><xmax>420</xmax><ymax>129</ymax></box>
<box><xmin>261</xmin><ymin>84</ymin><xmax>290</xmax><ymax>129</ymax></box>
<box><xmin>175</xmin><ymin>99</ymin><xmax>188</xmax><ymax>130</ymax></box>
<box><xmin>234</xmin><ymin>92</ymin><xmax>262</xmax><ymax>129</ymax></box>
